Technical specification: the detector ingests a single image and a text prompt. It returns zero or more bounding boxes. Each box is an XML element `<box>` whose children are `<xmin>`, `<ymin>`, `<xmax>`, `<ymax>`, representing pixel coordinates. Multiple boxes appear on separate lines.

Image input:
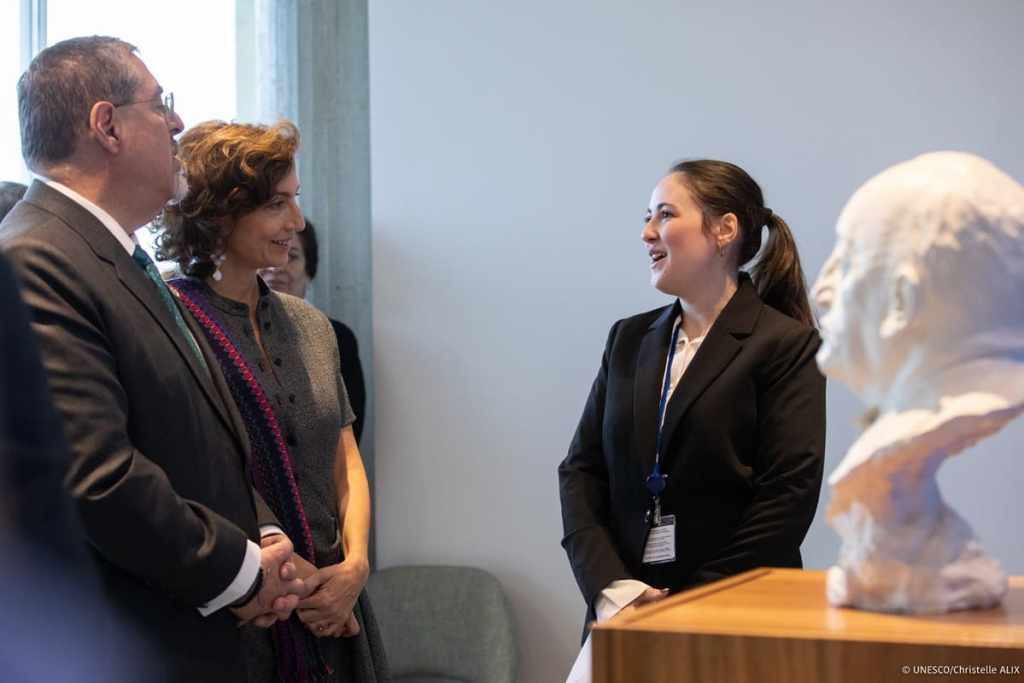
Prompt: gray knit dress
<box><xmin>190</xmin><ymin>278</ymin><xmax>389</xmax><ymax>683</ymax></box>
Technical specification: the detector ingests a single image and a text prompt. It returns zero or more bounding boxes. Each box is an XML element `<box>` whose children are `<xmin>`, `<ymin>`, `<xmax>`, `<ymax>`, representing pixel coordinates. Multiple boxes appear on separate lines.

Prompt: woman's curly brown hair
<box><xmin>156</xmin><ymin>119</ymin><xmax>300</xmax><ymax>278</ymax></box>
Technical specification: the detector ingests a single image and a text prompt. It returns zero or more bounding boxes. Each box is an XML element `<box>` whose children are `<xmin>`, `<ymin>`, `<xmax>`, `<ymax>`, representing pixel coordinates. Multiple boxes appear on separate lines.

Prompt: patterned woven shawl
<box><xmin>169</xmin><ymin>278</ymin><xmax>330</xmax><ymax>682</ymax></box>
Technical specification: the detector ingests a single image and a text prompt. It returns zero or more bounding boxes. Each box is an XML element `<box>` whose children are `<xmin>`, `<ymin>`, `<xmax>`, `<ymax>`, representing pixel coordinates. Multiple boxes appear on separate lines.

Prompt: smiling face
<box><xmin>223</xmin><ymin>166</ymin><xmax>305</xmax><ymax>271</ymax></box>
<box><xmin>641</xmin><ymin>173</ymin><xmax>721</xmax><ymax>299</ymax></box>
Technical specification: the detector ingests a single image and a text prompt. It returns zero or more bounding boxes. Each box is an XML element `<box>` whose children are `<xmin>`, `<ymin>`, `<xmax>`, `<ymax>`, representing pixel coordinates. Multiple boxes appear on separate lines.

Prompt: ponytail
<box><xmin>750</xmin><ymin>212</ymin><xmax>815</xmax><ymax>327</ymax></box>
<box><xmin>670</xmin><ymin>159</ymin><xmax>816</xmax><ymax>328</ymax></box>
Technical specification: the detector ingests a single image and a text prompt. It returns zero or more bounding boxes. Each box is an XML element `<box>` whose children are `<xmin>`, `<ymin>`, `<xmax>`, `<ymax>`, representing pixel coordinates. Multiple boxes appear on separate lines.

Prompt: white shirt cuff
<box><xmin>260</xmin><ymin>524</ymin><xmax>284</xmax><ymax>538</ymax></box>
<box><xmin>595</xmin><ymin>579</ymin><xmax>652</xmax><ymax>621</ymax></box>
<box><xmin>197</xmin><ymin>539</ymin><xmax>261</xmax><ymax>616</ymax></box>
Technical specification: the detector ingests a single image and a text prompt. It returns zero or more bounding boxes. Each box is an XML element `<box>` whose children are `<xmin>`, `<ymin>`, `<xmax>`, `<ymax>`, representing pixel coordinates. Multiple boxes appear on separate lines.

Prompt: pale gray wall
<box><xmin>368</xmin><ymin>2</ymin><xmax>1024</xmax><ymax>681</ymax></box>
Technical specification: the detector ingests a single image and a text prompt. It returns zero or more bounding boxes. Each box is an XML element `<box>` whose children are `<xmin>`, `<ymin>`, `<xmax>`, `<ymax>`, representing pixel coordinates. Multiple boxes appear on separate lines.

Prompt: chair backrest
<box><xmin>366</xmin><ymin>565</ymin><xmax>517</xmax><ymax>683</ymax></box>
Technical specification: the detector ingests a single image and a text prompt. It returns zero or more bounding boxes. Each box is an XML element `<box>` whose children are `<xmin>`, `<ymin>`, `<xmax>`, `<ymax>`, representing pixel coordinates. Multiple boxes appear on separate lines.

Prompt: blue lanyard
<box><xmin>646</xmin><ymin>320</ymin><xmax>681</xmax><ymax>498</ymax></box>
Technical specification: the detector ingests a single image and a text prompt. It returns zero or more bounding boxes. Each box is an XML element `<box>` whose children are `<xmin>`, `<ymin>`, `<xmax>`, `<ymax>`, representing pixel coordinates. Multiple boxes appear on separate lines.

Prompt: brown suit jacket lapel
<box><xmin>23</xmin><ymin>181</ymin><xmax>248</xmax><ymax>458</ymax></box>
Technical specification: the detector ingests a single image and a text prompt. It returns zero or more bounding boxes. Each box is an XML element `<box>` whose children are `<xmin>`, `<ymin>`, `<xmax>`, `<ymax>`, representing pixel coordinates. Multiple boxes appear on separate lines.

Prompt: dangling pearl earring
<box><xmin>212</xmin><ymin>253</ymin><xmax>225</xmax><ymax>281</ymax></box>
<box><xmin>717</xmin><ymin>242</ymin><xmax>726</xmax><ymax>258</ymax></box>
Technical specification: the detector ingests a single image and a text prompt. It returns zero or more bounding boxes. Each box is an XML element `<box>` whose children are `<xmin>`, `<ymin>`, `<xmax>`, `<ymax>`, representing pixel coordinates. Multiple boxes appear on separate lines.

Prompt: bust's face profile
<box><xmin>813</xmin><ymin>224</ymin><xmax>866</xmax><ymax>392</ymax></box>
<box><xmin>812</xmin><ymin>192</ymin><xmax>903</xmax><ymax>404</ymax></box>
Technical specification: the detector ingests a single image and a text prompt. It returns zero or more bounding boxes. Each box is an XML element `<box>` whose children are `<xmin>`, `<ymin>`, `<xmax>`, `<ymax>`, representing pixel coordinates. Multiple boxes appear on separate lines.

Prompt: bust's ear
<box><xmin>880</xmin><ymin>263</ymin><xmax>919</xmax><ymax>339</ymax></box>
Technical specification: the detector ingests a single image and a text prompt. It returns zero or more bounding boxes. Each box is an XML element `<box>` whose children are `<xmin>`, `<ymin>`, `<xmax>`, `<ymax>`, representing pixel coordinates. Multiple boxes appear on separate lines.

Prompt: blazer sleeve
<box><xmin>253</xmin><ymin>490</ymin><xmax>281</xmax><ymax>530</ymax></box>
<box><xmin>691</xmin><ymin>325</ymin><xmax>826</xmax><ymax>584</ymax></box>
<box><xmin>559</xmin><ymin>320</ymin><xmax>632</xmax><ymax>609</ymax></box>
<box><xmin>8</xmin><ymin>242</ymin><xmax>250</xmax><ymax>608</ymax></box>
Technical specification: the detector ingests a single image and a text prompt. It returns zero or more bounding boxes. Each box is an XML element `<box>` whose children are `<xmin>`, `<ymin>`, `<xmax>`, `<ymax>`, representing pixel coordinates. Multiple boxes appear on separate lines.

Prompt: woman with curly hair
<box><xmin>157</xmin><ymin>119</ymin><xmax>388</xmax><ymax>683</ymax></box>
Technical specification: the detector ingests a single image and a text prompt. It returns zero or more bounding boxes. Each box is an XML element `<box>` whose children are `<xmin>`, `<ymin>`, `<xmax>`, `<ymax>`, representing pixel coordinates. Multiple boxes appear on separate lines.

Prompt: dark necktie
<box><xmin>131</xmin><ymin>245</ymin><xmax>208</xmax><ymax>373</ymax></box>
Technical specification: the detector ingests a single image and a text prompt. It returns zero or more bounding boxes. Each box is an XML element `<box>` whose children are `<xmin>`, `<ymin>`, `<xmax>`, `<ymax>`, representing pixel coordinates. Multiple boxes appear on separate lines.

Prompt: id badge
<box><xmin>642</xmin><ymin>514</ymin><xmax>676</xmax><ymax>565</ymax></box>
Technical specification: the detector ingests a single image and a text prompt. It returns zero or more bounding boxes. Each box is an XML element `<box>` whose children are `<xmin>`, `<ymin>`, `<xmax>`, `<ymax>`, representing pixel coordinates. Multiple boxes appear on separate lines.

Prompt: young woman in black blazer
<box><xmin>559</xmin><ymin>159</ymin><xmax>826</xmax><ymax>634</ymax></box>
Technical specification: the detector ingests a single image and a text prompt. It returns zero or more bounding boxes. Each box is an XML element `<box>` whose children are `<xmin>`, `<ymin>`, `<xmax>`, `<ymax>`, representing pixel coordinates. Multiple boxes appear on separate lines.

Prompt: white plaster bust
<box><xmin>812</xmin><ymin>151</ymin><xmax>1024</xmax><ymax>613</ymax></box>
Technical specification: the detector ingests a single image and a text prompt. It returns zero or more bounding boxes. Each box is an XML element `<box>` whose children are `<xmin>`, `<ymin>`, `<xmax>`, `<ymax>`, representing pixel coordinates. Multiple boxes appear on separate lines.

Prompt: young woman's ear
<box><xmin>714</xmin><ymin>212</ymin><xmax>740</xmax><ymax>252</ymax></box>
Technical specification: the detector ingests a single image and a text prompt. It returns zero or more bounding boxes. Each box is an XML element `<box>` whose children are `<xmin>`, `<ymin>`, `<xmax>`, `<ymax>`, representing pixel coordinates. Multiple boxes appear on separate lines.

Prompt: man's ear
<box><xmin>90</xmin><ymin>101</ymin><xmax>121</xmax><ymax>154</ymax></box>
<box><xmin>715</xmin><ymin>212</ymin><xmax>739</xmax><ymax>250</ymax></box>
<box><xmin>880</xmin><ymin>263</ymin><xmax>919</xmax><ymax>339</ymax></box>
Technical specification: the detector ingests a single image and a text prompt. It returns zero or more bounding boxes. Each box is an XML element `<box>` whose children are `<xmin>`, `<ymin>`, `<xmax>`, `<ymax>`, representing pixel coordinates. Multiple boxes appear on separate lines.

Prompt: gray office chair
<box><xmin>366</xmin><ymin>565</ymin><xmax>517</xmax><ymax>683</ymax></box>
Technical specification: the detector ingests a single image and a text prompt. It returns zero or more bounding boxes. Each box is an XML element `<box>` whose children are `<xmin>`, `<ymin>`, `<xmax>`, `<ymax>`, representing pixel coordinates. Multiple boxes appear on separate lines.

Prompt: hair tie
<box><xmin>763</xmin><ymin>208</ymin><xmax>774</xmax><ymax>227</ymax></box>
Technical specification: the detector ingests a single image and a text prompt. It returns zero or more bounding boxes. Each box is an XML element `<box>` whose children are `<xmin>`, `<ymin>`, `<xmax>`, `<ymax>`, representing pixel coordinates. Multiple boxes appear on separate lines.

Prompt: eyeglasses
<box><xmin>114</xmin><ymin>91</ymin><xmax>175</xmax><ymax>124</ymax></box>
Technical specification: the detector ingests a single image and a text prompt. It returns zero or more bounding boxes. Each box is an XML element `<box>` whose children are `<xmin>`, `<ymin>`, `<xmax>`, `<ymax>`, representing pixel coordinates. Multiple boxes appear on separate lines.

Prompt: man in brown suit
<box><xmin>1</xmin><ymin>36</ymin><xmax>307</xmax><ymax>681</ymax></box>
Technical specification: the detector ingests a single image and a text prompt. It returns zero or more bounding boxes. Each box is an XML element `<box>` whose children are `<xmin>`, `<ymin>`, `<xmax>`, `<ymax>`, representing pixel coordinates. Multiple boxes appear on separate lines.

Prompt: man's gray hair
<box><xmin>18</xmin><ymin>35</ymin><xmax>139</xmax><ymax>169</ymax></box>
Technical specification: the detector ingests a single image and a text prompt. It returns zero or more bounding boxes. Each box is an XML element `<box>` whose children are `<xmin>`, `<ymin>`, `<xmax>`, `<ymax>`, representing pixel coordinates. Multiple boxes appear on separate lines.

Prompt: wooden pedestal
<box><xmin>592</xmin><ymin>568</ymin><xmax>1024</xmax><ymax>683</ymax></box>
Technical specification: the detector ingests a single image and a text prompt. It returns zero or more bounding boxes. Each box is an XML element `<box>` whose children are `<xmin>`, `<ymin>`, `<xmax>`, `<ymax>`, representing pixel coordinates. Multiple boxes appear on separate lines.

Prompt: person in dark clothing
<box><xmin>559</xmin><ymin>159</ymin><xmax>826</xmax><ymax>643</ymax></box>
<box><xmin>0</xmin><ymin>249</ymin><xmax>155</xmax><ymax>681</ymax></box>
<box><xmin>1</xmin><ymin>36</ymin><xmax>306</xmax><ymax>682</ymax></box>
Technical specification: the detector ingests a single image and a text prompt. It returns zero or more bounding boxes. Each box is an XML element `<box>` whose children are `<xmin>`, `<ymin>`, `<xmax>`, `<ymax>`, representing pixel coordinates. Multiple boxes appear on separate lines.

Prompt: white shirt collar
<box><xmin>35</xmin><ymin>175</ymin><xmax>137</xmax><ymax>254</ymax></box>
<box><xmin>673</xmin><ymin>312</ymin><xmax>707</xmax><ymax>346</ymax></box>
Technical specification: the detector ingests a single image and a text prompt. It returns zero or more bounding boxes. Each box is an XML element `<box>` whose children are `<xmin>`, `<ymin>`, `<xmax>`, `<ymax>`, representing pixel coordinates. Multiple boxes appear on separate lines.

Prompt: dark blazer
<box><xmin>0</xmin><ymin>247</ymin><xmax>159</xmax><ymax>681</ymax></box>
<box><xmin>0</xmin><ymin>249</ymin><xmax>86</xmax><ymax>561</ymax></box>
<box><xmin>0</xmin><ymin>181</ymin><xmax>276</xmax><ymax>681</ymax></box>
<box><xmin>330</xmin><ymin>317</ymin><xmax>367</xmax><ymax>444</ymax></box>
<box><xmin>559</xmin><ymin>275</ymin><xmax>826</xmax><ymax>628</ymax></box>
